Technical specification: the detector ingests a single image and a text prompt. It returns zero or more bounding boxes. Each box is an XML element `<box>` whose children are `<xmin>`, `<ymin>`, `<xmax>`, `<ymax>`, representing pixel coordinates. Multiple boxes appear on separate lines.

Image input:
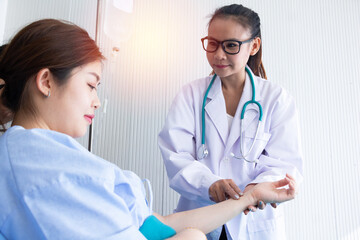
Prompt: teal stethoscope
<box><xmin>197</xmin><ymin>66</ymin><xmax>262</xmax><ymax>163</ymax></box>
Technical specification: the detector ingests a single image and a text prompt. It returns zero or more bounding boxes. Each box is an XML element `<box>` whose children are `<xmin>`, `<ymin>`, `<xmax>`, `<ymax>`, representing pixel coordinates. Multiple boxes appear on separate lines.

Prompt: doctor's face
<box><xmin>206</xmin><ymin>17</ymin><xmax>254</xmax><ymax>80</ymax></box>
<box><xmin>49</xmin><ymin>61</ymin><xmax>102</xmax><ymax>138</ymax></box>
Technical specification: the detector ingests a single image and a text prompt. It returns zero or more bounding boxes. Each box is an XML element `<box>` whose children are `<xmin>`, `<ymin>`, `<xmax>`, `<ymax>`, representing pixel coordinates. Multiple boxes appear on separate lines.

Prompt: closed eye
<box><xmin>88</xmin><ymin>83</ymin><xmax>97</xmax><ymax>90</ymax></box>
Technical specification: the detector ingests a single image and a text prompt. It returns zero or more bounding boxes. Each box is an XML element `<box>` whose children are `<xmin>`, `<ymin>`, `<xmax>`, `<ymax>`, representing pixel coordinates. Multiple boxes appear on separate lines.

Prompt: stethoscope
<box><xmin>197</xmin><ymin>66</ymin><xmax>263</xmax><ymax>163</ymax></box>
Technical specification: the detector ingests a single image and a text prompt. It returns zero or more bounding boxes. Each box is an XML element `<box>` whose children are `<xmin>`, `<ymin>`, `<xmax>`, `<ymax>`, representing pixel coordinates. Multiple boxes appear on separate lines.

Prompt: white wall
<box><xmin>0</xmin><ymin>0</ymin><xmax>8</xmax><ymax>44</ymax></box>
<box><xmin>1</xmin><ymin>0</ymin><xmax>360</xmax><ymax>239</ymax></box>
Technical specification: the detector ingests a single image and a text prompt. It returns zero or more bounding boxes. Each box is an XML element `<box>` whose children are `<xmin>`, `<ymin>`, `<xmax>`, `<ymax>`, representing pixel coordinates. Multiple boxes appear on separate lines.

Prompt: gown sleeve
<box><xmin>22</xmin><ymin>176</ymin><xmax>148</xmax><ymax>240</ymax></box>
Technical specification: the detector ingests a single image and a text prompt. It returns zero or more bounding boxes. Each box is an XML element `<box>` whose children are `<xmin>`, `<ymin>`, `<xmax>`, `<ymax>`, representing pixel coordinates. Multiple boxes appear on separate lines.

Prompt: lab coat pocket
<box><xmin>242</xmin><ymin>131</ymin><xmax>271</xmax><ymax>161</ymax></box>
<box><xmin>247</xmin><ymin>215</ymin><xmax>286</xmax><ymax>240</ymax></box>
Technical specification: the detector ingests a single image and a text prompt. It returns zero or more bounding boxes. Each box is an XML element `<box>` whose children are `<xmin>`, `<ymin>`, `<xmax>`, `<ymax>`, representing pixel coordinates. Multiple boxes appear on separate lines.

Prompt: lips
<box><xmin>84</xmin><ymin>114</ymin><xmax>94</xmax><ymax>124</ymax></box>
<box><xmin>214</xmin><ymin>64</ymin><xmax>229</xmax><ymax>69</ymax></box>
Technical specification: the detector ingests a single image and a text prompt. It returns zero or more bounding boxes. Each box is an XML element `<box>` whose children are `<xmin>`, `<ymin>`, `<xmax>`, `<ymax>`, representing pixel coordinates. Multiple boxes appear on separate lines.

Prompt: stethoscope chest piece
<box><xmin>197</xmin><ymin>144</ymin><xmax>208</xmax><ymax>160</ymax></box>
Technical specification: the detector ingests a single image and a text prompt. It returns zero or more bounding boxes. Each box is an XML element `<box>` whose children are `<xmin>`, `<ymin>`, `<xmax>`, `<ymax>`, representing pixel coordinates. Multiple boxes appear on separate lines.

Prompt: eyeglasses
<box><xmin>201</xmin><ymin>37</ymin><xmax>253</xmax><ymax>55</ymax></box>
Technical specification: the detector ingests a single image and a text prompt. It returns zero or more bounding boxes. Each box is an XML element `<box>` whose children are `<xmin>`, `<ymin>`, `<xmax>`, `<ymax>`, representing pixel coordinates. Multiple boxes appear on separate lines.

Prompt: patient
<box><xmin>0</xmin><ymin>19</ymin><xmax>297</xmax><ymax>240</ymax></box>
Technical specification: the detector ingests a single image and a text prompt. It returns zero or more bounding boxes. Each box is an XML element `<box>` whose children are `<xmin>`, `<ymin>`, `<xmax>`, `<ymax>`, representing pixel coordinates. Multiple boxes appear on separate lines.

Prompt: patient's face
<box><xmin>50</xmin><ymin>61</ymin><xmax>102</xmax><ymax>138</ymax></box>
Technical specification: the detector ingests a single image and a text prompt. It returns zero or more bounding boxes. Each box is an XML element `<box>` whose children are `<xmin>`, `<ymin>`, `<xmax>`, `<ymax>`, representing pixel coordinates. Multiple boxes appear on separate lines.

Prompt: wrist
<box><xmin>242</xmin><ymin>192</ymin><xmax>256</xmax><ymax>206</ymax></box>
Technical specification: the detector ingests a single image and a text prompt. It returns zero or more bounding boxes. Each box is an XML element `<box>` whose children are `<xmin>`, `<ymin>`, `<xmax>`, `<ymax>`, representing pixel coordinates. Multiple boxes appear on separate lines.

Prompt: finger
<box><xmin>209</xmin><ymin>190</ymin><xmax>218</xmax><ymax>202</ymax></box>
<box><xmin>285</xmin><ymin>173</ymin><xmax>295</xmax><ymax>181</ymax></box>
<box><xmin>250</xmin><ymin>206</ymin><xmax>257</xmax><ymax>212</ymax></box>
<box><xmin>209</xmin><ymin>189</ymin><xmax>219</xmax><ymax>203</ymax></box>
<box><xmin>212</xmin><ymin>191</ymin><xmax>219</xmax><ymax>203</ymax></box>
<box><xmin>216</xmin><ymin>189</ymin><xmax>226</xmax><ymax>202</ymax></box>
<box><xmin>245</xmin><ymin>205</ymin><xmax>257</xmax><ymax>214</ymax></box>
<box><xmin>287</xmin><ymin>179</ymin><xmax>297</xmax><ymax>196</ymax></box>
<box><xmin>287</xmin><ymin>175</ymin><xmax>297</xmax><ymax>189</ymax></box>
<box><xmin>271</xmin><ymin>203</ymin><xmax>277</xmax><ymax>208</ymax></box>
<box><xmin>258</xmin><ymin>201</ymin><xmax>266</xmax><ymax>210</ymax></box>
<box><xmin>272</xmin><ymin>177</ymin><xmax>290</xmax><ymax>188</ymax></box>
<box><xmin>224</xmin><ymin>185</ymin><xmax>241</xmax><ymax>200</ymax></box>
<box><xmin>248</xmin><ymin>205</ymin><xmax>257</xmax><ymax>211</ymax></box>
<box><xmin>229</xmin><ymin>181</ymin><xmax>243</xmax><ymax>197</ymax></box>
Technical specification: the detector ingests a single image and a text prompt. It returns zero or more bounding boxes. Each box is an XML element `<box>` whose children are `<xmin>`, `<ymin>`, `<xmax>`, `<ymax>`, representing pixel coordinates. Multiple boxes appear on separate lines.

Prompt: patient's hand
<box><xmin>245</xmin><ymin>174</ymin><xmax>297</xmax><ymax>208</ymax></box>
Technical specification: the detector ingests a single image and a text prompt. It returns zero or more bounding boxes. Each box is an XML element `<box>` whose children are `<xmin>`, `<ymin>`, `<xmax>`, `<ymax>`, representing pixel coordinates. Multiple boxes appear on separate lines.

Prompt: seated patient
<box><xmin>0</xmin><ymin>19</ymin><xmax>297</xmax><ymax>240</ymax></box>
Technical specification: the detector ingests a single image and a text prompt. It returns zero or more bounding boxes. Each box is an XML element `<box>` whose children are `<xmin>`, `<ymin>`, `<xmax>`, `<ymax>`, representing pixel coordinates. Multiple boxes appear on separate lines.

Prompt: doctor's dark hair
<box><xmin>209</xmin><ymin>4</ymin><xmax>267</xmax><ymax>79</ymax></box>
<box><xmin>0</xmin><ymin>19</ymin><xmax>104</xmax><ymax>124</ymax></box>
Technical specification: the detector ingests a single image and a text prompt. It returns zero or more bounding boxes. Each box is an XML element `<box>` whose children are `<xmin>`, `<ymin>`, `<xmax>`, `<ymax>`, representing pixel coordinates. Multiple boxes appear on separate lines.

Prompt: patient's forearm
<box><xmin>161</xmin><ymin>195</ymin><xmax>252</xmax><ymax>234</ymax></box>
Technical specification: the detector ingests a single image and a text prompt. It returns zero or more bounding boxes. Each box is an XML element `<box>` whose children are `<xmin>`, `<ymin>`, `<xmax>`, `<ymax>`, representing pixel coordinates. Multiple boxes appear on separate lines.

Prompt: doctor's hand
<box><xmin>209</xmin><ymin>179</ymin><xmax>243</xmax><ymax>203</ymax></box>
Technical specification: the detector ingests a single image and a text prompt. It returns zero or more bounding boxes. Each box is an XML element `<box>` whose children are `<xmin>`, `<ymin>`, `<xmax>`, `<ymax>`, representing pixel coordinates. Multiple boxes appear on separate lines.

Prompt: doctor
<box><xmin>158</xmin><ymin>4</ymin><xmax>303</xmax><ymax>240</ymax></box>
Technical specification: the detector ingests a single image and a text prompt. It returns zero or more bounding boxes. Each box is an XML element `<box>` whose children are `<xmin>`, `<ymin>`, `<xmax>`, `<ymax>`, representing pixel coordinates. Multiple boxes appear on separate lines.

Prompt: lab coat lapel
<box><xmin>204</xmin><ymin>76</ymin><xmax>228</xmax><ymax>146</ymax></box>
<box><xmin>225</xmin><ymin>70</ymin><xmax>262</xmax><ymax>154</ymax></box>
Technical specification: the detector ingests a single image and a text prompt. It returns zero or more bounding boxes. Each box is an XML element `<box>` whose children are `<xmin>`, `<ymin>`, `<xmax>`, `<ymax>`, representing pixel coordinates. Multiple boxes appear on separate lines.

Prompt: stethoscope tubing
<box><xmin>198</xmin><ymin>66</ymin><xmax>263</xmax><ymax>162</ymax></box>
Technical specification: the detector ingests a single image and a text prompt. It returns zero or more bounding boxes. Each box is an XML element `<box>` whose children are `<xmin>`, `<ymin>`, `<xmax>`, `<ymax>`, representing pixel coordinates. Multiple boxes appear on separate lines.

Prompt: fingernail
<box><xmin>259</xmin><ymin>201</ymin><xmax>263</xmax><ymax>207</ymax></box>
<box><xmin>235</xmin><ymin>194</ymin><xmax>240</xmax><ymax>199</ymax></box>
<box><xmin>239</xmin><ymin>192</ymin><xmax>244</xmax><ymax>196</ymax></box>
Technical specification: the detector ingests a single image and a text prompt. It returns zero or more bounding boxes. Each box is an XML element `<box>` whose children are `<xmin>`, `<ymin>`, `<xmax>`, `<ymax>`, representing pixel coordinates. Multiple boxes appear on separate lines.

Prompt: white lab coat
<box><xmin>158</xmin><ymin>68</ymin><xmax>303</xmax><ymax>240</ymax></box>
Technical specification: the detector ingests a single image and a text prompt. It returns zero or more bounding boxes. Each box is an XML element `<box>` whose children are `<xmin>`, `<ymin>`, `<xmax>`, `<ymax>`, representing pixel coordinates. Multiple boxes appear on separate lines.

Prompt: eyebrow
<box><xmin>208</xmin><ymin>36</ymin><xmax>241</xmax><ymax>42</ymax></box>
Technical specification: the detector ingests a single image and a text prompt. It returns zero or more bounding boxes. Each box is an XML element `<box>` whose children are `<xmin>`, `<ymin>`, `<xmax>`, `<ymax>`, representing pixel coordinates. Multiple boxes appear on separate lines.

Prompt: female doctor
<box><xmin>158</xmin><ymin>4</ymin><xmax>303</xmax><ymax>240</ymax></box>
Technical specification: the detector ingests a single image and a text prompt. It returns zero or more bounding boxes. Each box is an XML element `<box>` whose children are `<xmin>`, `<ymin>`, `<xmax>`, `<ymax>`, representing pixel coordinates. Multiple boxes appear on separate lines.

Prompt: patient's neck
<box><xmin>12</xmin><ymin>109</ymin><xmax>50</xmax><ymax>130</ymax></box>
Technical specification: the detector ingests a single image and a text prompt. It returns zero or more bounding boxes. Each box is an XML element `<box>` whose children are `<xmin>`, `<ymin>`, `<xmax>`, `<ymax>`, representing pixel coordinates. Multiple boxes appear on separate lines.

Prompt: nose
<box><xmin>93</xmin><ymin>93</ymin><xmax>101</xmax><ymax>109</ymax></box>
<box><xmin>214</xmin><ymin>45</ymin><xmax>226</xmax><ymax>60</ymax></box>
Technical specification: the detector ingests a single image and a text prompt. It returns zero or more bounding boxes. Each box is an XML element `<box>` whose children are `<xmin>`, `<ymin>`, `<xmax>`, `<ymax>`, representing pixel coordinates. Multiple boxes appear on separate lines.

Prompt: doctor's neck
<box><xmin>220</xmin><ymin>69</ymin><xmax>246</xmax><ymax>91</ymax></box>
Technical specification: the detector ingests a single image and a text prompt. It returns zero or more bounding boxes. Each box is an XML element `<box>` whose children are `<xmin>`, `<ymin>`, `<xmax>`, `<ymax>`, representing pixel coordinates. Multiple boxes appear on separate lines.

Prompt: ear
<box><xmin>35</xmin><ymin>68</ymin><xmax>52</xmax><ymax>97</ymax></box>
<box><xmin>250</xmin><ymin>37</ymin><xmax>261</xmax><ymax>56</ymax></box>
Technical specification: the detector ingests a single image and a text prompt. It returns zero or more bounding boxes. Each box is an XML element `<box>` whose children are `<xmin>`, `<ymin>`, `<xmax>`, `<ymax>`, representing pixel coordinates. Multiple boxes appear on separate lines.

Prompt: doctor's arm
<box><xmin>157</xmin><ymin>175</ymin><xmax>296</xmax><ymax>235</ymax></box>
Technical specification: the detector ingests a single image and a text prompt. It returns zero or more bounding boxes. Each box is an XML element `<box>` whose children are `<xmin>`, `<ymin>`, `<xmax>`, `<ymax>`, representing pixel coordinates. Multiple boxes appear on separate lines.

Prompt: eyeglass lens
<box><xmin>203</xmin><ymin>39</ymin><xmax>241</xmax><ymax>54</ymax></box>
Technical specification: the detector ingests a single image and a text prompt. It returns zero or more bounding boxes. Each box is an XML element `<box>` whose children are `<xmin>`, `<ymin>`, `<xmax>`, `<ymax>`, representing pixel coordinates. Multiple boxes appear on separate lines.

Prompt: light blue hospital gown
<box><xmin>0</xmin><ymin>126</ymin><xmax>152</xmax><ymax>239</ymax></box>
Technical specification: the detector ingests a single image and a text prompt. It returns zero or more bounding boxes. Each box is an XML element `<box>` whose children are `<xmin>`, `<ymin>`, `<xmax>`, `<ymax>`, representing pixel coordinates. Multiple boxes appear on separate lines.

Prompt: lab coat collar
<box><xmin>206</xmin><ymin>67</ymin><xmax>262</xmax><ymax>102</ymax></box>
<box><xmin>204</xmin><ymin>67</ymin><xmax>262</xmax><ymax>148</ymax></box>
<box><xmin>204</xmin><ymin>75</ymin><xmax>229</xmax><ymax>146</ymax></box>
